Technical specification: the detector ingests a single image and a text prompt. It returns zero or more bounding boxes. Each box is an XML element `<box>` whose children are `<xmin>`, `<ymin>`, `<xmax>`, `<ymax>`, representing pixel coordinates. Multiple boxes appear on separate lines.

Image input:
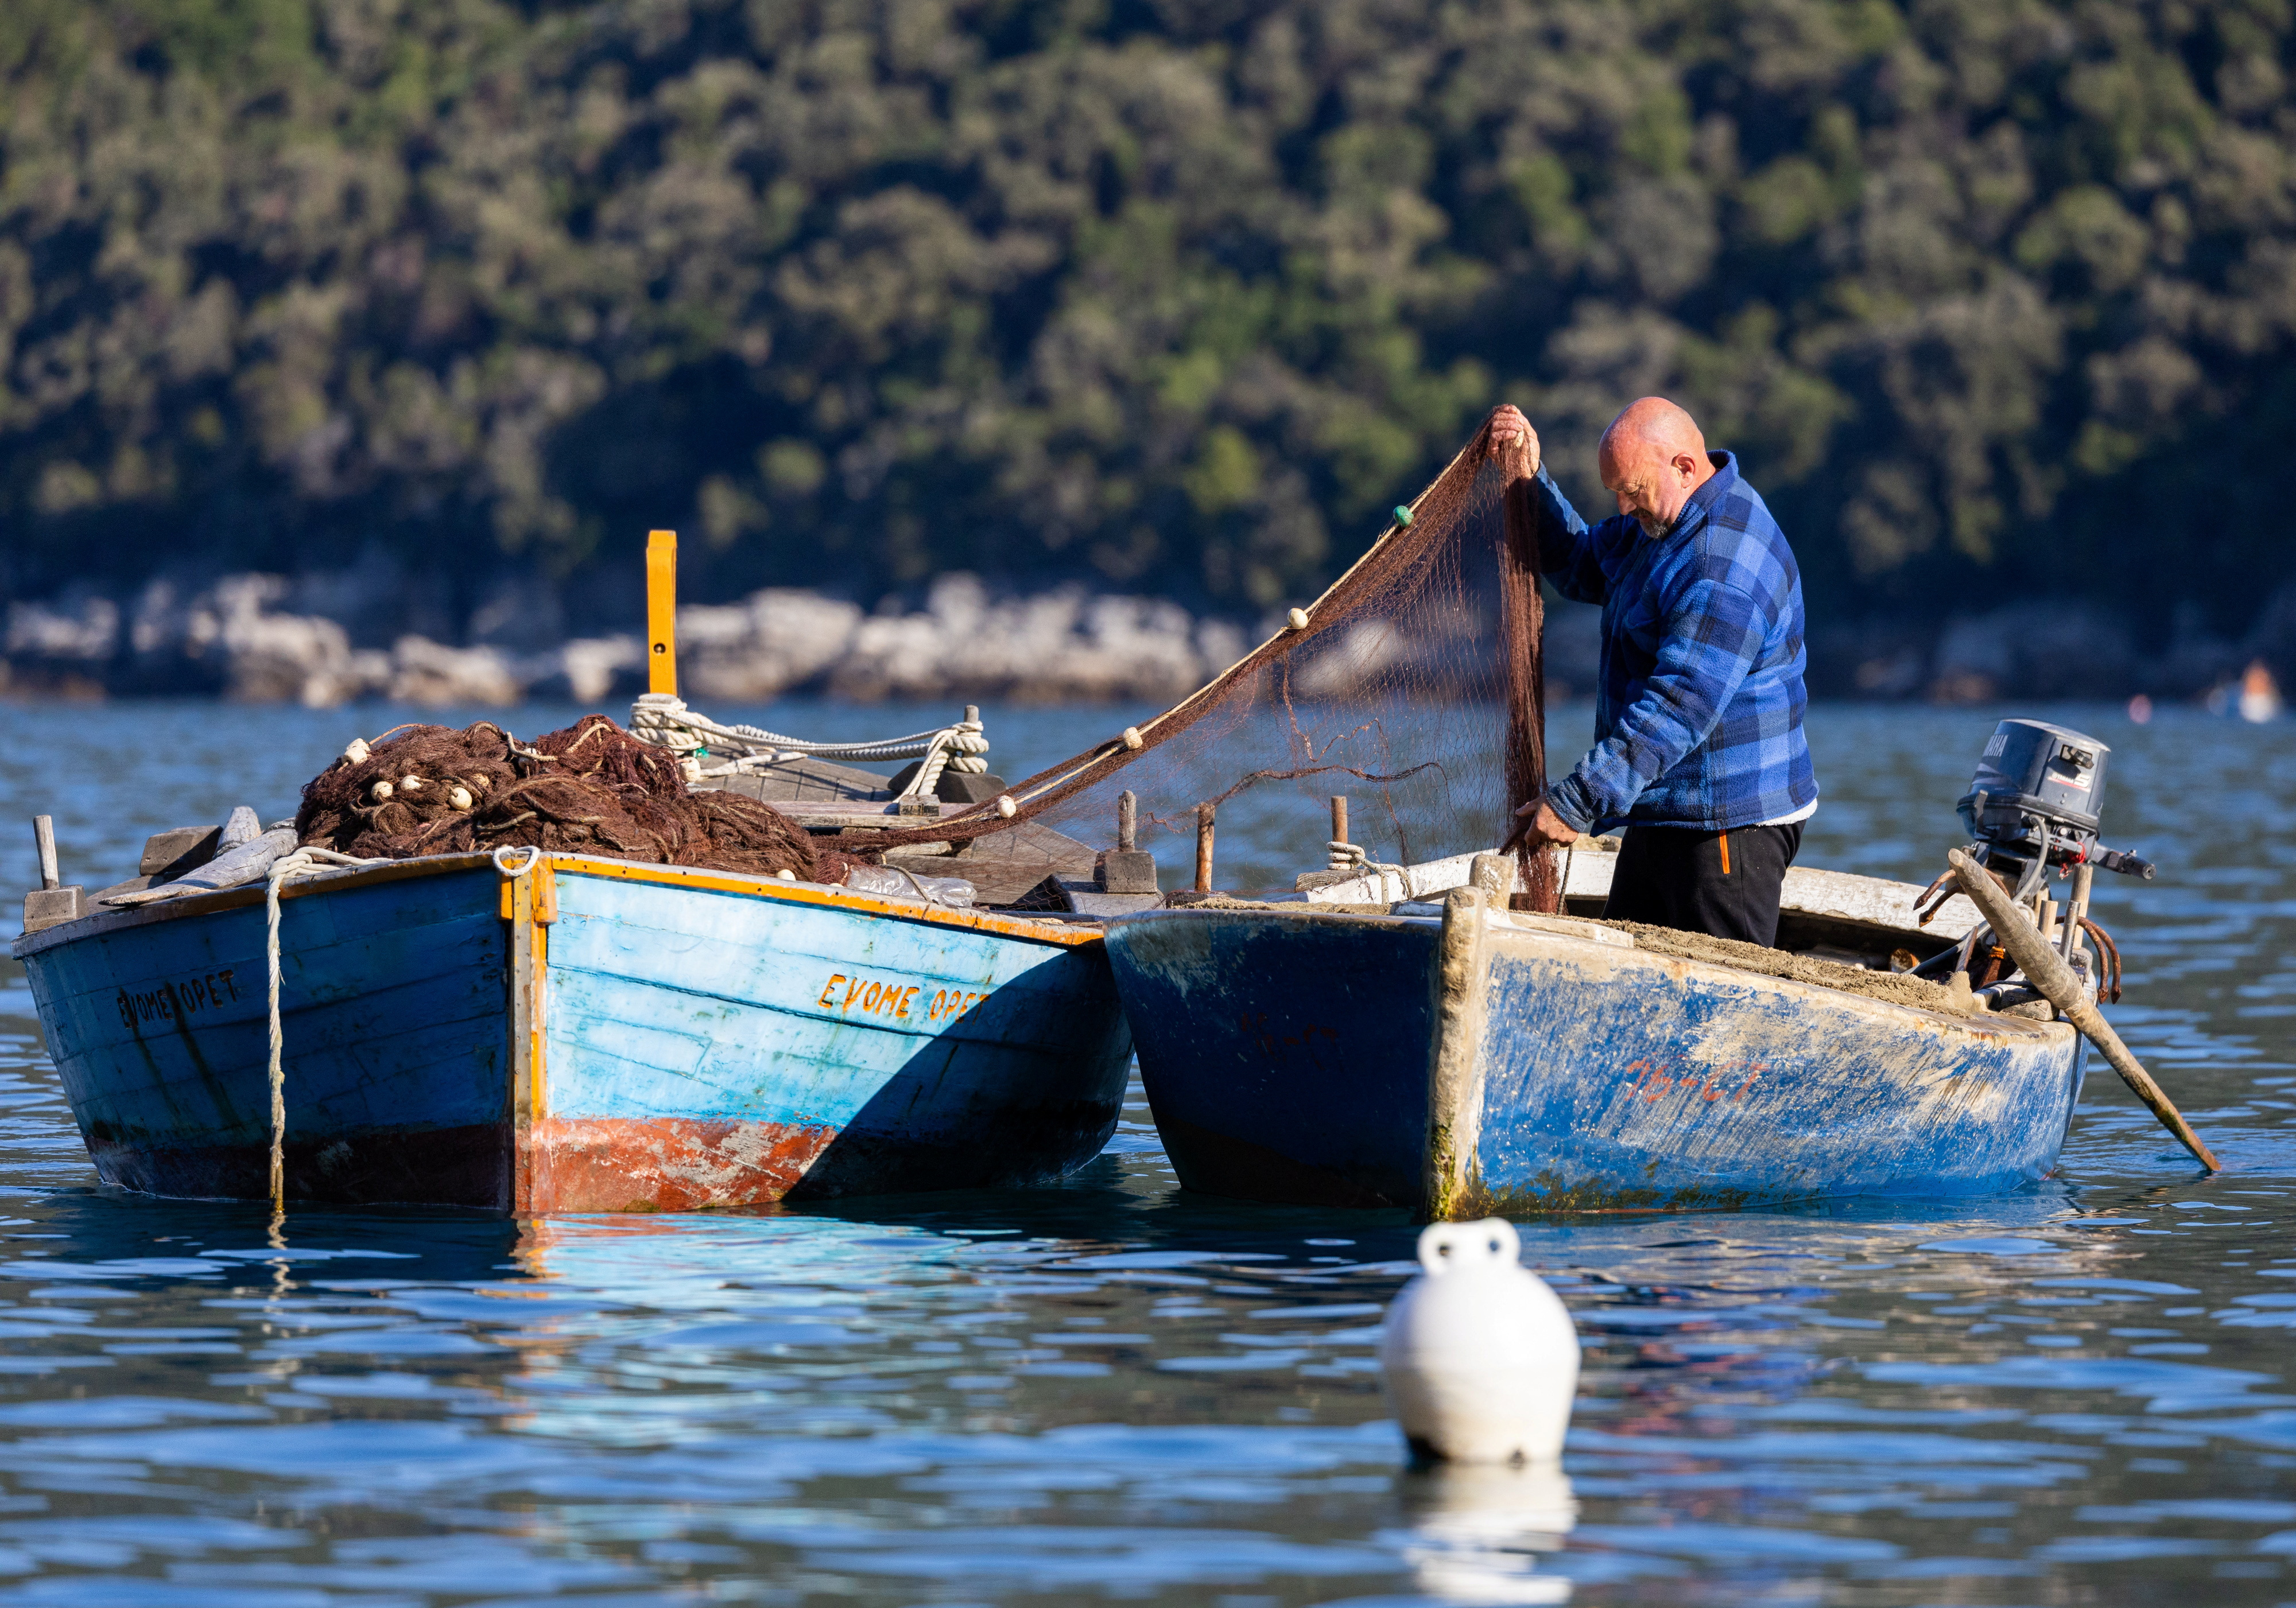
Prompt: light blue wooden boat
<box><xmin>13</xmin><ymin>853</ymin><xmax>1131</xmax><ymax>1210</ymax></box>
<box><xmin>1106</xmin><ymin>865</ymin><xmax>2089</xmax><ymax>1215</ymax></box>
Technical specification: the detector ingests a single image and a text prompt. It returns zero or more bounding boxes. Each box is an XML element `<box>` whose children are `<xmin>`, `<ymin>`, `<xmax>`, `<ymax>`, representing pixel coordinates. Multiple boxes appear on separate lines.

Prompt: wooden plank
<box><xmin>699</xmin><ymin>756</ymin><xmax>894</xmax><ymax>805</ymax></box>
<box><xmin>887</xmin><ymin>819</ymin><xmax>1099</xmax><ymax>908</ymax></box>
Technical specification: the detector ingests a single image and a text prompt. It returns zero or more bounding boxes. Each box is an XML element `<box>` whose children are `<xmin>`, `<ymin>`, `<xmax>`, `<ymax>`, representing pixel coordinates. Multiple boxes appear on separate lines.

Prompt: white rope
<box><xmin>264</xmin><ymin>846</ymin><xmax>383</xmax><ymax>1216</ymax></box>
<box><xmin>492</xmin><ymin>845</ymin><xmax>542</xmax><ymax>878</ymax></box>
<box><xmin>629</xmin><ymin>693</ymin><xmax>986</xmax><ymax>771</ymax></box>
<box><xmin>1325</xmin><ymin>840</ymin><xmax>1411</xmax><ymax>902</ymax></box>
<box><xmin>897</xmin><ymin>722</ymin><xmax>992</xmax><ymax>800</ymax></box>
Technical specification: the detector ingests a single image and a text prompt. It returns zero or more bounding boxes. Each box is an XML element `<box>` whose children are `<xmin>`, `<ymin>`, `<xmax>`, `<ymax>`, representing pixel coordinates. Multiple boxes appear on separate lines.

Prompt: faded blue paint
<box><xmin>18</xmin><ymin>869</ymin><xmax>513</xmax><ymax>1204</ymax></box>
<box><xmin>1106</xmin><ymin>907</ymin><xmax>2091</xmax><ymax>1215</ymax></box>
<box><xmin>13</xmin><ymin>859</ymin><xmax>1135</xmax><ymax>1208</ymax></box>
<box><xmin>1104</xmin><ymin>912</ymin><xmax>1438</xmax><ymax>1207</ymax></box>
<box><xmin>542</xmin><ymin>869</ymin><xmax>1135</xmax><ymax>1193</ymax></box>
<box><xmin>1463</xmin><ymin>943</ymin><xmax>2088</xmax><ymax>1212</ymax></box>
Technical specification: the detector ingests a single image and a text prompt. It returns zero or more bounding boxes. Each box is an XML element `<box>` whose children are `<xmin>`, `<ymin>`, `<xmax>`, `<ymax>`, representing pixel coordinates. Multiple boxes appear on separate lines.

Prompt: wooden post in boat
<box><xmin>646</xmin><ymin>530</ymin><xmax>678</xmax><ymax>697</ymax></box>
<box><xmin>33</xmin><ymin>817</ymin><xmax>59</xmax><ymax>891</ymax></box>
<box><xmin>2061</xmin><ymin>862</ymin><xmax>2095</xmax><ymax>962</ymax></box>
<box><xmin>1423</xmin><ymin>881</ymin><xmax>1495</xmax><ymax>1222</ymax></box>
<box><xmin>1948</xmin><ymin>849</ymin><xmax>2217</xmax><ymax>1172</ymax></box>
<box><xmin>1331</xmin><ymin>795</ymin><xmax>1349</xmax><ymax>849</ymax></box>
<box><xmin>1194</xmin><ymin>803</ymin><xmax>1215</xmax><ymax>892</ymax></box>
<box><xmin>1493</xmin><ymin>430</ymin><xmax>1561</xmax><ymax>914</ymax></box>
<box><xmin>21</xmin><ymin>815</ymin><xmax>83</xmax><ymax>933</ymax></box>
<box><xmin>1118</xmin><ymin>790</ymin><xmax>1138</xmax><ymax>853</ymax></box>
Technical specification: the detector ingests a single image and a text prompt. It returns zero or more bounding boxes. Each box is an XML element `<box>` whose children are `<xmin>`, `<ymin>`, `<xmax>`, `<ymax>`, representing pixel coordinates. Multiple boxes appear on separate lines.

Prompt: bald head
<box><xmin>1597</xmin><ymin>397</ymin><xmax>1715</xmax><ymax>538</ymax></box>
<box><xmin>1601</xmin><ymin>397</ymin><xmax>1705</xmax><ymax>461</ymax></box>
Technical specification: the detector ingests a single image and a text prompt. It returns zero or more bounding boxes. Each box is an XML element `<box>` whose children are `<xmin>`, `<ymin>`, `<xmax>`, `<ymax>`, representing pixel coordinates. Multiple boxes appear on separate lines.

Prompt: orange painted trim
<box><xmin>15</xmin><ymin>848</ymin><xmax>1103</xmax><ymax>956</ymax></box>
<box><xmin>1718</xmin><ymin>832</ymin><xmax>1731</xmax><ymax>877</ymax></box>
<box><xmin>548</xmin><ymin>855</ymin><xmax>1103</xmax><ymax>947</ymax></box>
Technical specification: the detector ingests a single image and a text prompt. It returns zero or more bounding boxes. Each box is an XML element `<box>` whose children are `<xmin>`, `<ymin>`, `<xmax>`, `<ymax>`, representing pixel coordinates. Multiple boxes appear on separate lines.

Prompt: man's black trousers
<box><xmin>1600</xmin><ymin>822</ymin><xmax>1804</xmax><ymax>947</ymax></box>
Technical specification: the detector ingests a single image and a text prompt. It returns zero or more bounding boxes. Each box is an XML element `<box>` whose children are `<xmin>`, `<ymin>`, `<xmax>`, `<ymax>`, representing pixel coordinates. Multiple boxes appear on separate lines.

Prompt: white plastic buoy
<box><xmin>1379</xmin><ymin>1218</ymin><xmax>1579</xmax><ymax>1465</ymax></box>
<box><xmin>1287</xmin><ymin>607</ymin><xmax>1310</xmax><ymax>630</ymax></box>
<box><xmin>370</xmin><ymin>780</ymin><xmax>394</xmax><ymax>802</ymax></box>
<box><xmin>995</xmin><ymin>794</ymin><xmax>1017</xmax><ymax>818</ymax></box>
<box><xmin>1121</xmin><ymin>727</ymin><xmax>1144</xmax><ymax>751</ymax></box>
<box><xmin>400</xmin><ymin>775</ymin><xmax>426</xmax><ymax>793</ymax></box>
<box><xmin>448</xmin><ymin>786</ymin><xmax>473</xmax><ymax>810</ymax></box>
<box><xmin>342</xmin><ymin>737</ymin><xmax>370</xmax><ymax>764</ymax></box>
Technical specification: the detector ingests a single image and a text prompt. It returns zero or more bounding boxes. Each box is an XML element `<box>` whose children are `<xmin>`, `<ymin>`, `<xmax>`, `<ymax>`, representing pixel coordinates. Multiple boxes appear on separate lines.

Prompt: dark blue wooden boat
<box><xmin>13</xmin><ymin>852</ymin><xmax>1131</xmax><ymax>1210</ymax></box>
<box><xmin>1107</xmin><ymin>873</ymin><xmax>2088</xmax><ymax>1214</ymax></box>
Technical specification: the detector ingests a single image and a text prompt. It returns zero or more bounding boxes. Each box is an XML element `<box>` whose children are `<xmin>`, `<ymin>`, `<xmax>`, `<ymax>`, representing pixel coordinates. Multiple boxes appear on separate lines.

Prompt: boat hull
<box><xmin>15</xmin><ymin>856</ymin><xmax>1132</xmax><ymax>1210</ymax></box>
<box><xmin>1107</xmin><ymin>899</ymin><xmax>2087</xmax><ymax>1215</ymax></box>
<box><xmin>1112</xmin><ymin>911</ymin><xmax>1439</xmax><ymax>1207</ymax></box>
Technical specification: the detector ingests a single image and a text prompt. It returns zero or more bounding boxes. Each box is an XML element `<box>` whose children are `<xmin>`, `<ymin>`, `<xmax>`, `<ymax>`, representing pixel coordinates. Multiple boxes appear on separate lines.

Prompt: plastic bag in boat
<box><xmin>839</xmin><ymin>864</ymin><xmax>977</xmax><ymax>908</ymax></box>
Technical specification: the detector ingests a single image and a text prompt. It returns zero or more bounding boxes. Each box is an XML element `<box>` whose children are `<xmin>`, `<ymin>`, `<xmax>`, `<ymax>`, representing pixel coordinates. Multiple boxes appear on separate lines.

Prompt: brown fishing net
<box><xmin>297</xmin><ymin>714</ymin><xmax>866</xmax><ymax>883</ymax></box>
<box><xmin>840</xmin><ymin>419</ymin><xmax>1562</xmax><ymax>906</ymax></box>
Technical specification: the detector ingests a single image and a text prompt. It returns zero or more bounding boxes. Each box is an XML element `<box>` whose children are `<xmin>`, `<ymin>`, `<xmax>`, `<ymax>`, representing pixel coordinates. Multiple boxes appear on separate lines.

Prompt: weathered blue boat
<box><xmin>13</xmin><ymin>852</ymin><xmax>1131</xmax><ymax>1211</ymax></box>
<box><xmin>1108</xmin><ymin>857</ymin><xmax>2089</xmax><ymax>1214</ymax></box>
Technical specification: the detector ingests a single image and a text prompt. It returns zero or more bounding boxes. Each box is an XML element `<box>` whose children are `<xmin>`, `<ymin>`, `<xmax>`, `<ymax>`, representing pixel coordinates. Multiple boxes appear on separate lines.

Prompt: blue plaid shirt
<box><xmin>1531</xmin><ymin>451</ymin><xmax>1817</xmax><ymax>834</ymax></box>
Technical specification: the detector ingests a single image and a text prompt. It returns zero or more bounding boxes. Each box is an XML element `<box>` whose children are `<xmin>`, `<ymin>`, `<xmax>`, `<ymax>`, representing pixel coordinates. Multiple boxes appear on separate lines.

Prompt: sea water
<box><xmin>0</xmin><ymin>698</ymin><xmax>2289</xmax><ymax>1606</ymax></box>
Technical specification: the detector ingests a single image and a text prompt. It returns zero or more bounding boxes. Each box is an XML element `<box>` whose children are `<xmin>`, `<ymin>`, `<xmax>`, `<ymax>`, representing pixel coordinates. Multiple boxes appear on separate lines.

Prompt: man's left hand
<box><xmin>1503</xmin><ymin>797</ymin><xmax>1580</xmax><ymax>854</ymax></box>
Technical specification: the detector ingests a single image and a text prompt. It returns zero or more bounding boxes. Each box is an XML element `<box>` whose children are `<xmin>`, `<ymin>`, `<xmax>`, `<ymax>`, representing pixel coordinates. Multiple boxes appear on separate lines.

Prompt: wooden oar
<box><xmin>1947</xmin><ymin>849</ymin><xmax>2219</xmax><ymax>1172</ymax></box>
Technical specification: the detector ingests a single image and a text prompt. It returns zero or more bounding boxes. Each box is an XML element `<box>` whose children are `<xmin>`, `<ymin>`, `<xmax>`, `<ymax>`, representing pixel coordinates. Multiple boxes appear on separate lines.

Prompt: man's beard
<box><xmin>1635</xmin><ymin>511</ymin><xmax>1676</xmax><ymax>540</ymax></box>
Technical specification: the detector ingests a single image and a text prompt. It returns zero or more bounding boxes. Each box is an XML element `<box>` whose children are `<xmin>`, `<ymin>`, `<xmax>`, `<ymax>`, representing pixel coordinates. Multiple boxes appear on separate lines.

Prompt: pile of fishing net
<box><xmin>295</xmin><ymin>714</ymin><xmax>869</xmax><ymax>883</ymax></box>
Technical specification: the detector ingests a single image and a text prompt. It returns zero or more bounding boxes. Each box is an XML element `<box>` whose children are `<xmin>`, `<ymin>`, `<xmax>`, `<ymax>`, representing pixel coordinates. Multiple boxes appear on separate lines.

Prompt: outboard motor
<box><xmin>1956</xmin><ymin>718</ymin><xmax>2152</xmax><ymax>897</ymax></box>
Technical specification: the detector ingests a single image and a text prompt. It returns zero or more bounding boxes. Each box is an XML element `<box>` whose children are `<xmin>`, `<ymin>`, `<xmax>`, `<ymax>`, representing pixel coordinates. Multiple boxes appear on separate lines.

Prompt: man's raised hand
<box><xmin>1486</xmin><ymin>405</ymin><xmax>1541</xmax><ymax>476</ymax></box>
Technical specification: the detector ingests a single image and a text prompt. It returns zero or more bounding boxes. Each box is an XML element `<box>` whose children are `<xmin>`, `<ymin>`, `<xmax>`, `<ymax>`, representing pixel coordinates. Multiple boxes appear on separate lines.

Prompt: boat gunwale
<box><xmin>13</xmin><ymin>850</ymin><xmax>1102</xmax><ymax>961</ymax></box>
<box><xmin>1108</xmin><ymin>902</ymin><xmax>2071</xmax><ymax>1043</ymax></box>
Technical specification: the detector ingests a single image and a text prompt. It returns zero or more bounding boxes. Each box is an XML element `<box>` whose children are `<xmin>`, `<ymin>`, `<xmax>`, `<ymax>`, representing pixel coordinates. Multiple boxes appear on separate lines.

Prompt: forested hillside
<box><xmin>4</xmin><ymin>0</ymin><xmax>2293</xmax><ymax>660</ymax></box>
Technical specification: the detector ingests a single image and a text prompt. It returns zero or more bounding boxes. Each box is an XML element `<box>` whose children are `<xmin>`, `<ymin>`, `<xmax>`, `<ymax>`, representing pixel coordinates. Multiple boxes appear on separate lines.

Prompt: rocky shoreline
<box><xmin>0</xmin><ymin>574</ymin><xmax>1270</xmax><ymax>709</ymax></box>
<box><xmin>3</xmin><ymin>569</ymin><xmax>2289</xmax><ymax>710</ymax></box>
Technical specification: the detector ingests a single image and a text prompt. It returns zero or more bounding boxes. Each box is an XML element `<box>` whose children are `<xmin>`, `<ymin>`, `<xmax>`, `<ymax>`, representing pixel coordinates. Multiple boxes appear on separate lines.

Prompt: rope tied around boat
<box><xmin>264</xmin><ymin>846</ymin><xmax>383</xmax><ymax>1215</ymax></box>
<box><xmin>1325</xmin><ymin>838</ymin><xmax>1411</xmax><ymax>902</ymax></box>
<box><xmin>627</xmin><ymin>693</ymin><xmax>988</xmax><ymax>798</ymax></box>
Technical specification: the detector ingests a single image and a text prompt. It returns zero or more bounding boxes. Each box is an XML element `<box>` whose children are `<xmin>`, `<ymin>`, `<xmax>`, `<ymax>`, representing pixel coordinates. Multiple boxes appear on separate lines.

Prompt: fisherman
<box><xmin>1492</xmin><ymin>398</ymin><xmax>1817</xmax><ymax>946</ymax></box>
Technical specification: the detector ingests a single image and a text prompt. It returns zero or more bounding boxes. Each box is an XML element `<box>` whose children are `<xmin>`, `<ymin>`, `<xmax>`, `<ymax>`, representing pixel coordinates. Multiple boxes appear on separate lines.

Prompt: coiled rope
<box><xmin>1324</xmin><ymin>839</ymin><xmax>1412</xmax><ymax>903</ymax></box>
<box><xmin>628</xmin><ymin>693</ymin><xmax>988</xmax><ymax>797</ymax></box>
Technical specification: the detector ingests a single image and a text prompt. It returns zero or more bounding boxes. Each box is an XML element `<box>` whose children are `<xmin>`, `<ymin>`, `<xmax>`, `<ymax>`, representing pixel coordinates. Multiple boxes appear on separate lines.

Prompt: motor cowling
<box><xmin>1956</xmin><ymin>718</ymin><xmax>2151</xmax><ymax>880</ymax></box>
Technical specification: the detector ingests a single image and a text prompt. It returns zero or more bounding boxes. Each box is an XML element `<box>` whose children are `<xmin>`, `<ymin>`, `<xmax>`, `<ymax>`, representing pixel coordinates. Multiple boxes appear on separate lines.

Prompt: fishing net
<box><xmin>296</xmin><ymin>714</ymin><xmax>866</xmax><ymax>883</ymax></box>
<box><xmin>839</xmin><ymin>419</ymin><xmax>1563</xmax><ymax>907</ymax></box>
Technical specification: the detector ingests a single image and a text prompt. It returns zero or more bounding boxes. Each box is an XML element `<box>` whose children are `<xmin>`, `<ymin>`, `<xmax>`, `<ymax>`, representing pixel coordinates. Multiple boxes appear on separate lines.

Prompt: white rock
<box><xmin>5</xmin><ymin>593</ymin><xmax>119</xmax><ymax>661</ymax></box>
<box><xmin>1379</xmin><ymin>1218</ymin><xmax>1580</xmax><ymax>1465</ymax></box>
<box><xmin>556</xmin><ymin>636</ymin><xmax>645</xmax><ymax>704</ymax></box>
<box><xmin>683</xmin><ymin>591</ymin><xmax>861</xmax><ymax>701</ymax></box>
<box><xmin>387</xmin><ymin>635</ymin><xmax>522</xmax><ymax>705</ymax></box>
